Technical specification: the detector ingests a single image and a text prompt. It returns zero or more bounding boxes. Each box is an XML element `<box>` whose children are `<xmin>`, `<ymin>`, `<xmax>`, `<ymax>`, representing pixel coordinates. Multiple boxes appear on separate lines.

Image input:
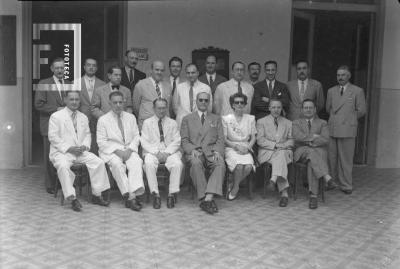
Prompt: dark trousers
<box><xmin>43</xmin><ymin>135</ymin><xmax>56</xmax><ymax>189</ymax></box>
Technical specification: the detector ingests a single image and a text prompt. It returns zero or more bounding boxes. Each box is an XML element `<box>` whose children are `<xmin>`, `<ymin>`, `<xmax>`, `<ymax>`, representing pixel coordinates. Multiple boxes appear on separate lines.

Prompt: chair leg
<box><xmin>54</xmin><ymin>177</ymin><xmax>59</xmax><ymax>198</ymax></box>
<box><xmin>248</xmin><ymin>172</ymin><xmax>253</xmax><ymax>200</ymax></box>
<box><xmin>293</xmin><ymin>167</ymin><xmax>298</xmax><ymax>201</ymax></box>
<box><xmin>320</xmin><ymin>178</ymin><xmax>325</xmax><ymax>203</ymax></box>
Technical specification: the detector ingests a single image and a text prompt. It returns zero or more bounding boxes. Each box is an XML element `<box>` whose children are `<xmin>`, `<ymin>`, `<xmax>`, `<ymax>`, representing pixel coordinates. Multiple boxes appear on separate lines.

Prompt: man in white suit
<box><xmin>48</xmin><ymin>91</ymin><xmax>110</xmax><ymax>212</ymax></box>
<box><xmin>173</xmin><ymin>63</ymin><xmax>212</xmax><ymax>129</ymax></box>
<box><xmin>97</xmin><ymin>91</ymin><xmax>145</xmax><ymax>211</ymax></box>
<box><xmin>141</xmin><ymin>98</ymin><xmax>183</xmax><ymax>209</ymax></box>
<box><xmin>133</xmin><ymin>60</ymin><xmax>173</xmax><ymax>129</ymax></box>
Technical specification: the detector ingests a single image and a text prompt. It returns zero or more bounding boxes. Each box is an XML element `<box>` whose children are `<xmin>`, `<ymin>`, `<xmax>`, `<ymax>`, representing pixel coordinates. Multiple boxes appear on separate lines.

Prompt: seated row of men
<box><xmin>35</xmin><ymin>52</ymin><xmax>366</xmax><ymax>213</ymax></box>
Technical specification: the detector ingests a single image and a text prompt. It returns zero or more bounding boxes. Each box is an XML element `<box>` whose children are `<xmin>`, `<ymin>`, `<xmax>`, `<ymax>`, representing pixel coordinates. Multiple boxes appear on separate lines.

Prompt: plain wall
<box><xmin>375</xmin><ymin>0</ymin><xmax>400</xmax><ymax>168</ymax></box>
<box><xmin>126</xmin><ymin>0</ymin><xmax>292</xmax><ymax>81</ymax></box>
<box><xmin>0</xmin><ymin>0</ymin><xmax>23</xmax><ymax>168</ymax></box>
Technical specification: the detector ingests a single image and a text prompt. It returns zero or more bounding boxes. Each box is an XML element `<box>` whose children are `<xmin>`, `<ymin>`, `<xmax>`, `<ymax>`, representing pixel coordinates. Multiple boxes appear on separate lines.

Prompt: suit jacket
<box><xmin>292</xmin><ymin>117</ymin><xmax>329</xmax><ymax>162</ymax></box>
<box><xmin>48</xmin><ymin>108</ymin><xmax>90</xmax><ymax>161</ymax></box>
<box><xmin>34</xmin><ymin>77</ymin><xmax>72</xmax><ymax>136</ymax></box>
<box><xmin>132</xmin><ymin>77</ymin><xmax>173</xmax><ymax>128</ymax></box>
<box><xmin>256</xmin><ymin>115</ymin><xmax>294</xmax><ymax>163</ymax></box>
<box><xmin>76</xmin><ymin>76</ymin><xmax>105</xmax><ymax>131</ymax></box>
<box><xmin>326</xmin><ymin>83</ymin><xmax>366</xmax><ymax>138</ymax></box>
<box><xmin>96</xmin><ymin>111</ymin><xmax>140</xmax><ymax>162</ymax></box>
<box><xmin>198</xmin><ymin>73</ymin><xmax>227</xmax><ymax>96</ymax></box>
<box><xmin>287</xmin><ymin>79</ymin><xmax>325</xmax><ymax>120</ymax></box>
<box><xmin>181</xmin><ymin>112</ymin><xmax>225</xmax><ymax>162</ymax></box>
<box><xmin>91</xmin><ymin>83</ymin><xmax>133</xmax><ymax>119</ymax></box>
<box><xmin>252</xmin><ymin>79</ymin><xmax>290</xmax><ymax>120</ymax></box>
<box><xmin>121</xmin><ymin>66</ymin><xmax>146</xmax><ymax>95</ymax></box>
<box><xmin>141</xmin><ymin>115</ymin><xmax>181</xmax><ymax>156</ymax></box>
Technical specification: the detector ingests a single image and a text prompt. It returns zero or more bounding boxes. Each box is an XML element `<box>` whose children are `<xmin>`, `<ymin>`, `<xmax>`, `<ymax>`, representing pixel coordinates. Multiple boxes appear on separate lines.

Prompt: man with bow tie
<box><xmin>293</xmin><ymin>99</ymin><xmax>337</xmax><ymax>209</ymax></box>
<box><xmin>326</xmin><ymin>65</ymin><xmax>366</xmax><ymax>195</ymax></box>
<box><xmin>141</xmin><ymin>98</ymin><xmax>183</xmax><ymax>209</ymax></box>
<box><xmin>48</xmin><ymin>91</ymin><xmax>110</xmax><ymax>211</ymax></box>
<box><xmin>133</xmin><ymin>60</ymin><xmax>173</xmax><ymax>130</ymax></box>
<box><xmin>97</xmin><ymin>91</ymin><xmax>145</xmax><ymax>211</ymax></box>
<box><xmin>91</xmin><ymin>65</ymin><xmax>133</xmax><ymax>120</ymax></box>
<box><xmin>181</xmin><ymin>92</ymin><xmax>225</xmax><ymax>215</ymax></box>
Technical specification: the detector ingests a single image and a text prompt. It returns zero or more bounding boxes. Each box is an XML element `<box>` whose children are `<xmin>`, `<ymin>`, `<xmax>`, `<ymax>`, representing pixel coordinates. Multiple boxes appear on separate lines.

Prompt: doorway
<box><xmin>291</xmin><ymin>10</ymin><xmax>374</xmax><ymax>164</ymax></box>
<box><xmin>30</xmin><ymin>1</ymin><xmax>125</xmax><ymax>165</ymax></box>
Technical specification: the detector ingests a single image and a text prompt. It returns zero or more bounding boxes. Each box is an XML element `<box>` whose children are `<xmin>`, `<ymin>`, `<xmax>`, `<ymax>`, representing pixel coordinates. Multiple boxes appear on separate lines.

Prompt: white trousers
<box><xmin>269</xmin><ymin>150</ymin><xmax>292</xmax><ymax>192</ymax></box>
<box><xmin>108</xmin><ymin>152</ymin><xmax>145</xmax><ymax>195</ymax></box>
<box><xmin>144</xmin><ymin>152</ymin><xmax>183</xmax><ymax>194</ymax></box>
<box><xmin>51</xmin><ymin>151</ymin><xmax>110</xmax><ymax>198</ymax></box>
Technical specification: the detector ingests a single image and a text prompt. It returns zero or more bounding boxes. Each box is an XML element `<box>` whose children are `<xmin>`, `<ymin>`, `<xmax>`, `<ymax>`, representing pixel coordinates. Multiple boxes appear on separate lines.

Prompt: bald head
<box><xmin>151</xmin><ymin>61</ymin><xmax>165</xmax><ymax>82</ymax></box>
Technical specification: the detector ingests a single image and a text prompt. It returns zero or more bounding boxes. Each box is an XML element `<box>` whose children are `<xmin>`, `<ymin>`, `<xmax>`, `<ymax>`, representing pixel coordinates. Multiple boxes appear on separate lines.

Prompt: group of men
<box><xmin>34</xmin><ymin>48</ymin><xmax>366</xmax><ymax>212</ymax></box>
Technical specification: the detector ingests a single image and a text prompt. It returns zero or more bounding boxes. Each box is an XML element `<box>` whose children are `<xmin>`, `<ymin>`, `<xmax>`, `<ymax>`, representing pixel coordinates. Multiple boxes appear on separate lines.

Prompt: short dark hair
<box><xmin>153</xmin><ymin>97</ymin><xmax>168</xmax><ymax>107</ymax></box>
<box><xmin>295</xmin><ymin>59</ymin><xmax>309</xmax><ymax>67</ymax></box>
<box><xmin>125</xmin><ymin>48</ymin><xmax>137</xmax><ymax>56</ymax></box>
<box><xmin>302</xmin><ymin>98</ymin><xmax>315</xmax><ymax>108</ymax></box>
<box><xmin>264</xmin><ymin>60</ymin><xmax>278</xmax><ymax>68</ymax></box>
<box><xmin>337</xmin><ymin>65</ymin><xmax>351</xmax><ymax>73</ymax></box>
<box><xmin>109</xmin><ymin>90</ymin><xmax>124</xmax><ymax>100</ymax></box>
<box><xmin>269</xmin><ymin>98</ymin><xmax>282</xmax><ymax>106</ymax></box>
<box><xmin>248</xmin><ymin>62</ymin><xmax>261</xmax><ymax>70</ymax></box>
<box><xmin>185</xmin><ymin>63</ymin><xmax>198</xmax><ymax>71</ymax></box>
<box><xmin>64</xmin><ymin>90</ymin><xmax>80</xmax><ymax>98</ymax></box>
<box><xmin>229</xmin><ymin>92</ymin><xmax>248</xmax><ymax>108</ymax></box>
<box><xmin>84</xmin><ymin>58</ymin><xmax>97</xmax><ymax>65</ymax></box>
<box><xmin>107</xmin><ymin>65</ymin><xmax>122</xmax><ymax>75</ymax></box>
<box><xmin>51</xmin><ymin>57</ymin><xmax>64</xmax><ymax>66</ymax></box>
<box><xmin>231</xmin><ymin>61</ymin><xmax>245</xmax><ymax>70</ymax></box>
<box><xmin>169</xmin><ymin>56</ymin><xmax>183</xmax><ymax>67</ymax></box>
<box><xmin>206</xmin><ymin>55</ymin><xmax>218</xmax><ymax>62</ymax></box>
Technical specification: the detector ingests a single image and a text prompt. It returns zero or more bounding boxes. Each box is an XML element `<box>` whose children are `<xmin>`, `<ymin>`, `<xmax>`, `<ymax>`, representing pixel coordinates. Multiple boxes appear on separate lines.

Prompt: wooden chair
<box><xmin>261</xmin><ymin>161</ymin><xmax>295</xmax><ymax>199</ymax></box>
<box><xmin>143</xmin><ymin>163</ymin><xmax>171</xmax><ymax>203</ymax></box>
<box><xmin>53</xmin><ymin>163</ymin><xmax>91</xmax><ymax>205</ymax></box>
<box><xmin>293</xmin><ymin>161</ymin><xmax>325</xmax><ymax>202</ymax></box>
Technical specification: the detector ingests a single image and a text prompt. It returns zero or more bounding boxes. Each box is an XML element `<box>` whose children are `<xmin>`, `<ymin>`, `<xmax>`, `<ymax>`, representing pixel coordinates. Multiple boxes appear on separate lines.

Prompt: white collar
<box><xmin>197</xmin><ymin>110</ymin><xmax>207</xmax><ymax>118</ymax></box>
<box><xmin>54</xmin><ymin>75</ymin><xmax>63</xmax><ymax>83</ymax></box>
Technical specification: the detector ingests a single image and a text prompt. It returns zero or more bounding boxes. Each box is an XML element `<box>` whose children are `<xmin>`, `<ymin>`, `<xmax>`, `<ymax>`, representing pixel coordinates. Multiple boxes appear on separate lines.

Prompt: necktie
<box><xmin>155</xmin><ymin>83</ymin><xmax>161</xmax><ymax>97</ymax></box>
<box><xmin>238</xmin><ymin>81</ymin><xmax>243</xmax><ymax>94</ymax></box>
<box><xmin>189</xmin><ymin>83</ymin><xmax>194</xmax><ymax>112</ymax></box>
<box><xmin>201</xmin><ymin>113</ymin><xmax>205</xmax><ymax>125</ymax></box>
<box><xmin>209</xmin><ymin>75</ymin><xmax>213</xmax><ymax>85</ymax></box>
<box><xmin>172</xmin><ymin>78</ymin><xmax>177</xmax><ymax>96</ymax></box>
<box><xmin>117</xmin><ymin>114</ymin><xmax>125</xmax><ymax>143</ymax></box>
<box><xmin>274</xmin><ymin>117</ymin><xmax>278</xmax><ymax>130</ymax></box>
<box><xmin>300</xmin><ymin>81</ymin><xmax>305</xmax><ymax>101</ymax></box>
<box><xmin>111</xmin><ymin>85</ymin><xmax>120</xmax><ymax>90</ymax></box>
<box><xmin>58</xmin><ymin>79</ymin><xmax>64</xmax><ymax>99</ymax></box>
<box><xmin>340</xmin><ymin>86</ymin><xmax>344</xmax><ymax>96</ymax></box>
<box><xmin>88</xmin><ymin>79</ymin><xmax>94</xmax><ymax>100</ymax></box>
<box><xmin>268</xmin><ymin>80</ymin><xmax>272</xmax><ymax>96</ymax></box>
<box><xmin>158</xmin><ymin>119</ymin><xmax>164</xmax><ymax>142</ymax></box>
<box><xmin>129</xmin><ymin>68</ymin><xmax>133</xmax><ymax>83</ymax></box>
<box><xmin>307</xmin><ymin>120</ymin><xmax>311</xmax><ymax>132</ymax></box>
<box><xmin>71</xmin><ymin>111</ymin><xmax>77</xmax><ymax>133</ymax></box>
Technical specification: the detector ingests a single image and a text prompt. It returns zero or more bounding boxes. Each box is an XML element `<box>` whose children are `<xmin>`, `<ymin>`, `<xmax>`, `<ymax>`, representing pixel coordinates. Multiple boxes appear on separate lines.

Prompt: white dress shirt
<box><xmin>84</xmin><ymin>75</ymin><xmax>95</xmax><ymax>99</ymax></box>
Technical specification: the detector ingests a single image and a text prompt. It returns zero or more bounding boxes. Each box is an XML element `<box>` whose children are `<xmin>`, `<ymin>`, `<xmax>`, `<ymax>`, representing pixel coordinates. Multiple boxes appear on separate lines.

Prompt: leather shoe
<box><xmin>326</xmin><ymin>180</ymin><xmax>338</xmax><ymax>191</ymax></box>
<box><xmin>46</xmin><ymin>188</ymin><xmax>55</xmax><ymax>195</ymax></box>
<box><xmin>279</xmin><ymin>197</ymin><xmax>289</xmax><ymax>207</ymax></box>
<box><xmin>210</xmin><ymin>200</ymin><xmax>218</xmax><ymax>213</ymax></box>
<box><xmin>309</xmin><ymin>197</ymin><xmax>318</xmax><ymax>209</ymax></box>
<box><xmin>227</xmin><ymin>190</ymin><xmax>238</xmax><ymax>201</ymax></box>
<box><xmin>341</xmin><ymin>189</ymin><xmax>352</xmax><ymax>195</ymax></box>
<box><xmin>127</xmin><ymin>199</ymin><xmax>142</xmax><ymax>211</ymax></box>
<box><xmin>92</xmin><ymin>195</ymin><xmax>109</xmax><ymax>207</ymax></box>
<box><xmin>71</xmin><ymin>199</ymin><xmax>82</xmax><ymax>212</ymax></box>
<box><xmin>199</xmin><ymin>201</ymin><xmax>214</xmax><ymax>215</ymax></box>
<box><xmin>167</xmin><ymin>195</ymin><xmax>175</xmax><ymax>209</ymax></box>
<box><xmin>153</xmin><ymin>195</ymin><xmax>161</xmax><ymax>209</ymax></box>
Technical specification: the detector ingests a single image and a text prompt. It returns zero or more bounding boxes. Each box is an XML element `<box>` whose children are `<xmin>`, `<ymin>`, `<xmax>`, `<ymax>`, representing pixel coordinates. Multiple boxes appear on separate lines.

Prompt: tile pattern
<box><xmin>0</xmin><ymin>166</ymin><xmax>399</xmax><ymax>269</ymax></box>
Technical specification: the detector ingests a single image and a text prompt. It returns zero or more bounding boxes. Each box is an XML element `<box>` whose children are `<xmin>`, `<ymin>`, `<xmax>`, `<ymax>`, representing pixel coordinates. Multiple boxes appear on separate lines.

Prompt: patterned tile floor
<box><xmin>0</xmin><ymin>166</ymin><xmax>399</xmax><ymax>269</ymax></box>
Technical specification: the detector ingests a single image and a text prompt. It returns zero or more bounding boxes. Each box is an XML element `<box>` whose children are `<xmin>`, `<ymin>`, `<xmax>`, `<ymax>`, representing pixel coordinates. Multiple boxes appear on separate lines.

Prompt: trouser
<box><xmin>108</xmin><ymin>152</ymin><xmax>145</xmax><ymax>196</ymax></box>
<box><xmin>270</xmin><ymin>150</ymin><xmax>291</xmax><ymax>192</ymax></box>
<box><xmin>144</xmin><ymin>152</ymin><xmax>183</xmax><ymax>194</ymax></box>
<box><xmin>189</xmin><ymin>155</ymin><xmax>225</xmax><ymax>200</ymax></box>
<box><xmin>51</xmin><ymin>151</ymin><xmax>110</xmax><ymax>198</ymax></box>
<box><xmin>329</xmin><ymin>137</ymin><xmax>355</xmax><ymax>191</ymax></box>
<box><xmin>43</xmin><ymin>136</ymin><xmax>56</xmax><ymax>189</ymax></box>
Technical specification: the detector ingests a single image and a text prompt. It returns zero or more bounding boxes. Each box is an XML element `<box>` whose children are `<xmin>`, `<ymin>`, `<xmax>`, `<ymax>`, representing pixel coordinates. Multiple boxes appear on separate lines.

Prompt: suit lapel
<box><xmin>80</xmin><ymin>79</ymin><xmax>90</xmax><ymax>102</ymax></box>
<box><xmin>64</xmin><ymin>111</ymin><xmax>78</xmax><ymax>143</ymax></box>
<box><xmin>333</xmin><ymin>85</ymin><xmax>351</xmax><ymax>113</ymax></box>
<box><xmin>51</xmin><ymin>77</ymin><xmax>64</xmax><ymax>105</ymax></box>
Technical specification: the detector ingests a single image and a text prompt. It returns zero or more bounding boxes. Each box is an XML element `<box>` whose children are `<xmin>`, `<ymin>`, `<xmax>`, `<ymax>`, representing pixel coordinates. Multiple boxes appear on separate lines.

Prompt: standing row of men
<box><xmin>34</xmin><ymin>49</ymin><xmax>366</xmax><ymax>212</ymax></box>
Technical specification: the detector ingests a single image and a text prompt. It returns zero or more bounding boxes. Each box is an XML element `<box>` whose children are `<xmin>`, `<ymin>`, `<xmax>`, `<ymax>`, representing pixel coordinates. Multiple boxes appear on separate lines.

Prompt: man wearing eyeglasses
<box><xmin>181</xmin><ymin>92</ymin><xmax>225</xmax><ymax>215</ymax></box>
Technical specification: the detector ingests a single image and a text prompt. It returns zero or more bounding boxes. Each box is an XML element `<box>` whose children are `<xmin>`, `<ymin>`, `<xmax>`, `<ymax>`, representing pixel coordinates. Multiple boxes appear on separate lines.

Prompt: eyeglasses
<box><xmin>198</xmin><ymin>98</ymin><xmax>209</xmax><ymax>103</ymax></box>
<box><xmin>234</xmin><ymin>101</ymin><xmax>245</xmax><ymax>105</ymax></box>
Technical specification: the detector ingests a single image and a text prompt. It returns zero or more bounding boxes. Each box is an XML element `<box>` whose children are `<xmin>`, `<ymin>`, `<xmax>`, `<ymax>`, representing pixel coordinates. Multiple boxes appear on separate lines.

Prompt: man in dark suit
<box><xmin>252</xmin><ymin>60</ymin><xmax>290</xmax><ymax>120</ymax></box>
<box><xmin>34</xmin><ymin>57</ymin><xmax>71</xmax><ymax>194</ymax></box>
<box><xmin>248</xmin><ymin>62</ymin><xmax>261</xmax><ymax>85</ymax></box>
<box><xmin>76</xmin><ymin>58</ymin><xmax>105</xmax><ymax>154</ymax></box>
<box><xmin>287</xmin><ymin>60</ymin><xmax>325</xmax><ymax>120</ymax></box>
<box><xmin>198</xmin><ymin>55</ymin><xmax>227</xmax><ymax>96</ymax></box>
<box><xmin>326</xmin><ymin>65</ymin><xmax>366</xmax><ymax>194</ymax></box>
<box><xmin>120</xmin><ymin>49</ymin><xmax>146</xmax><ymax>96</ymax></box>
<box><xmin>181</xmin><ymin>92</ymin><xmax>225</xmax><ymax>215</ymax></box>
